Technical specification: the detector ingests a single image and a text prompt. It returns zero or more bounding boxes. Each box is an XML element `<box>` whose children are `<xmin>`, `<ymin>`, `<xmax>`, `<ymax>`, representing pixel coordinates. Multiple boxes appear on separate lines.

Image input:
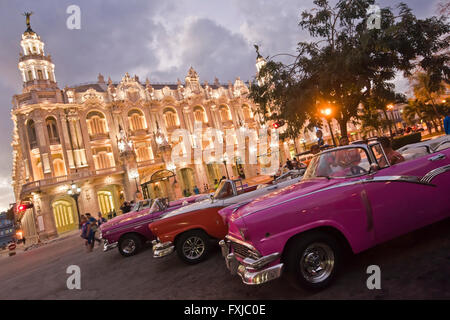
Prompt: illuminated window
<box><xmin>242</xmin><ymin>105</ymin><xmax>253</xmax><ymax>120</ymax></box>
<box><xmin>87</xmin><ymin>111</ymin><xmax>108</xmax><ymax>137</ymax></box>
<box><xmin>135</xmin><ymin>142</ymin><xmax>154</xmax><ymax>162</ymax></box>
<box><xmin>93</xmin><ymin>147</ymin><xmax>115</xmax><ymax>170</ymax></box>
<box><xmin>219</xmin><ymin>106</ymin><xmax>232</xmax><ymax>122</ymax></box>
<box><xmin>27</xmin><ymin>120</ymin><xmax>38</xmax><ymax>149</ymax></box>
<box><xmin>163</xmin><ymin>108</ymin><xmax>179</xmax><ymax>129</ymax></box>
<box><xmin>53</xmin><ymin>159</ymin><xmax>66</xmax><ymax>177</ymax></box>
<box><xmin>128</xmin><ymin>109</ymin><xmax>147</xmax><ymax>131</ymax></box>
<box><xmin>46</xmin><ymin>117</ymin><xmax>60</xmax><ymax>144</ymax></box>
<box><xmin>194</xmin><ymin>106</ymin><xmax>207</xmax><ymax>123</ymax></box>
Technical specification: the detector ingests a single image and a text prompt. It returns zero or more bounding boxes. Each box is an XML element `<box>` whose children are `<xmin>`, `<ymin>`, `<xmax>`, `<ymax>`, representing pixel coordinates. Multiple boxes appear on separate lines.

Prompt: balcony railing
<box><xmin>89</xmin><ymin>133</ymin><xmax>109</xmax><ymax>141</ymax></box>
<box><xmin>20</xmin><ymin>166</ymin><xmax>124</xmax><ymax>195</ymax></box>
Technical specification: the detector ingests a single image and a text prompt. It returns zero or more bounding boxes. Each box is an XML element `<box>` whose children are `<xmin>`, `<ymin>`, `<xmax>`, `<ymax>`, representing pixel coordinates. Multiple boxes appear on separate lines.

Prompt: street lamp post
<box><xmin>320</xmin><ymin>108</ymin><xmax>337</xmax><ymax>147</ymax></box>
<box><xmin>222</xmin><ymin>154</ymin><xmax>230</xmax><ymax>180</ymax></box>
<box><xmin>387</xmin><ymin>104</ymin><xmax>398</xmax><ymax>135</ymax></box>
<box><xmin>67</xmin><ymin>183</ymin><xmax>82</xmax><ymax>229</ymax></box>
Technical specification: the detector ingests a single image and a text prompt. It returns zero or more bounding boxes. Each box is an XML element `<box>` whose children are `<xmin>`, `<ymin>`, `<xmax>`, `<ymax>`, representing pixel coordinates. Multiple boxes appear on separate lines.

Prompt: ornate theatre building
<box><xmin>11</xmin><ymin>18</ymin><xmax>265</xmax><ymax>241</ymax></box>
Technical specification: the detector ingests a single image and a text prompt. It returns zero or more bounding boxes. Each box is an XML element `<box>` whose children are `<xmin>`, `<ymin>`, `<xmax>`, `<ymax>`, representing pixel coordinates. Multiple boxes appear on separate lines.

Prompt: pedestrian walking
<box><xmin>97</xmin><ymin>212</ymin><xmax>107</xmax><ymax>226</ymax></box>
<box><xmin>316</xmin><ymin>129</ymin><xmax>325</xmax><ymax>146</ymax></box>
<box><xmin>444</xmin><ymin>111</ymin><xmax>450</xmax><ymax>135</ymax></box>
<box><xmin>193</xmin><ymin>185</ymin><xmax>200</xmax><ymax>195</ymax></box>
<box><xmin>84</xmin><ymin>213</ymin><xmax>98</xmax><ymax>252</ymax></box>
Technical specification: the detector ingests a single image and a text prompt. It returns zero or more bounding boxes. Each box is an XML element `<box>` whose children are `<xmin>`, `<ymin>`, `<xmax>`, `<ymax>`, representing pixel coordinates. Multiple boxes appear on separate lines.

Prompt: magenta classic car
<box><xmin>99</xmin><ymin>194</ymin><xmax>207</xmax><ymax>257</ymax></box>
<box><xmin>219</xmin><ymin>141</ymin><xmax>450</xmax><ymax>290</ymax></box>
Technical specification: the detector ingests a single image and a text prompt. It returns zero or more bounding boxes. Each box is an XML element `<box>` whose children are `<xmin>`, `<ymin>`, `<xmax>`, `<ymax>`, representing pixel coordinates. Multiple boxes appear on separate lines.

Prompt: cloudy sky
<box><xmin>0</xmin><ymin>0</ymin><xmax>442</xmax><ymax>211</ymax></box>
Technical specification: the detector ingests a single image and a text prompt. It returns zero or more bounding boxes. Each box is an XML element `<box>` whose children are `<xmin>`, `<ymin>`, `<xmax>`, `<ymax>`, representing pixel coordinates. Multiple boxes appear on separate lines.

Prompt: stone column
<box><xmin>17</xmin><ymin>115</ymin><xmax>34</xmax><ymax>182</ymax></box>
<box><xmin>34</xmin><ymin>117</ymin><xmax>53</xmax><ymax>178</ymax></box>
<box><xmin>120</xmin><ymin>151</ymin><xmax>139</xmax><ymax>201</ymax></box>
<box><xmin>159</xmin><ymin>144</ymin><xmax>176</xmax><ymax>201</ymax></box>
<box><xmin>35</xmin><ymin>192</ymin><xmax>57</xmax><ymax>239</ymax></box>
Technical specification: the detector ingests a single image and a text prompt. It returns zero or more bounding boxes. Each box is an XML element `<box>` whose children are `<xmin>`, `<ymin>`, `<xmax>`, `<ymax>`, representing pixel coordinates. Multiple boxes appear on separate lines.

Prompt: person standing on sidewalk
<box><xmin>444</xmin><ymin>111</ymin><xmax>450</xmax><ymax>135</ymax></box>
<box><xmin>84</xmin><ymin>213</ymin><xmax>98</xmax><ymax>252</ymax></box>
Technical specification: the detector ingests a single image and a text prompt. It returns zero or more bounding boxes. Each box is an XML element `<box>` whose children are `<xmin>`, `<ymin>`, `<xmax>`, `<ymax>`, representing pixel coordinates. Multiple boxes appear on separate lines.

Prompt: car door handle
<box><xmin>428</xmin><ymin>154</ymin><xmax>446</xmax><ymax>161</ymax></box>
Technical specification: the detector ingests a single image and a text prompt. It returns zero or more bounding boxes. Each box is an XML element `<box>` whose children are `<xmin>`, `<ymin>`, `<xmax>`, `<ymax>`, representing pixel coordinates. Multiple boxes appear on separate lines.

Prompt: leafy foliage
<box><xmin>250</xmin><ymin>0</ymin><xmax>450</xmax><ymax>138</ymax></box>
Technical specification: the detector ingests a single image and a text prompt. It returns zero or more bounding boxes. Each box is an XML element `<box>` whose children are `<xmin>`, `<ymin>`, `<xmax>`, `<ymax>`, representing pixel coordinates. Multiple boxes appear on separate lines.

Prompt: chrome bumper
<box><xmin>103</xmin><ymin>240</ymin><xmax>118</xmax><ymax>252</ymax></box>
<box><xmin>219</xmin><ymin>239</ymin><xmax>283</xmax><ymax>285</ymax></box>
<box><xmin>152</xmin><ymin>240</ymin><xmax>174</xmax><ymax>258</ymax></box>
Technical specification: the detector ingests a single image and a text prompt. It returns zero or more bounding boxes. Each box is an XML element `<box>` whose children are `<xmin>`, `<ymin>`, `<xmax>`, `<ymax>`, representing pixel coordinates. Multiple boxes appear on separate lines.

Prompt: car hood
<box><xmin>226</xmin><ymin>178</ymin><xmax>344</xmax><ymax>221</ymax></box>
<box><xmin>100</xmin><ymin>209</ymin><xmax>150</xmax><ymax>231</ymax></box>
<box><xmin>157</xmin><ymin>199</ymin><xmax>215</xmax><ymax>220</ymax></box>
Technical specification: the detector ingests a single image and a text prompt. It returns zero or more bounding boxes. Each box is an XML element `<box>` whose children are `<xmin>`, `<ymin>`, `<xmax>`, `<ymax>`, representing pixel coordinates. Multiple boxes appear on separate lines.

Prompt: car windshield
<box><xmin>131</xmin><ymin>199</ymin><xmax>152</xmax><ymax>212</ymax></box>
<box><xmin>303</xmin><ymin>147</ymin><xmax>371</xmax><ymax>179</ymax></box>
<box><xmin>213</xmin><ymin>181</ymin><xmax>234</xmax><ymax>200</ymax></box>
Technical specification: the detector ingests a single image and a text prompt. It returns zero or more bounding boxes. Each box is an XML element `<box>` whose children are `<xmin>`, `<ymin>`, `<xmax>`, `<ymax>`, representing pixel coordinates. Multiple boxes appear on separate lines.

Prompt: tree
<box><xmin>410</xmin><ymin>70</ymin><xmax>447</xmax><ymax>130</ymax></box>
<box><xmin>250</xmin><ymin>0</ymin><xmax>450</xmax><ymax>138</ymax></box>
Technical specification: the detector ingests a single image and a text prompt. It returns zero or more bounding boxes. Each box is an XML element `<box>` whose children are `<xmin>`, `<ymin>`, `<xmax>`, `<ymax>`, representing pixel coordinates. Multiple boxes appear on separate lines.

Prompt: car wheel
<box><xmin>286</xmin><ymin>232</ymin><xmax>341</xmax><ymax>290</ymax></box>
<box><xmin>118</xmin><ymin>234</ymin><xmax>142</xmax><ymax>257</ymax></box>
<box><xmin>176</xmin><ymin>230</ymin><xmax>210</xmax><ymax>265</ymax></box>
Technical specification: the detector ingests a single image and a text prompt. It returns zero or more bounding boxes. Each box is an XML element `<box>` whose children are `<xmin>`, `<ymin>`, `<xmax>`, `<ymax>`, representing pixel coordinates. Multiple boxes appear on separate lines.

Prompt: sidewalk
<box><xmin>0</xmin><ymin>229</ymin><xmax>80</xmax><ymax>258</ymax></box>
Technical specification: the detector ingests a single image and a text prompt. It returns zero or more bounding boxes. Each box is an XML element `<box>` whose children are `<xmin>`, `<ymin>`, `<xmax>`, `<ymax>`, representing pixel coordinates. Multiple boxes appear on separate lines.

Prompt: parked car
<box><xmin>219</xmin><ymin>141</ymin><xmax>450</xmax><ymax>290</ymax></box>
<box><xmin>99</xmin><ymin>196</ymin><xmax>203</xmax><ymax>257</ymax></box>
<box><xmin>397</xmin><ymin>135</ymin><xmax>450</xmax><ymax>161</ymax></box>
<box><xmin>149</xmin><ymin>177</ymin><xmax>303</xmax><ymax>264</ymax></box>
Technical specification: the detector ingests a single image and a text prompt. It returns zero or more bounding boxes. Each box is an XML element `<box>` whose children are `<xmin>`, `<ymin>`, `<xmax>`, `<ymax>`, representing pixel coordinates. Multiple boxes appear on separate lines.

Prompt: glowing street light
<box><xmin>67</xmin><ymin>182</ymin><xmax>82</xmax><ymax>229</ymax></box>
<box><xmin>320</xmin><ymin>107</ymin><xmax>336</xmax><ymax>147</ymax></box>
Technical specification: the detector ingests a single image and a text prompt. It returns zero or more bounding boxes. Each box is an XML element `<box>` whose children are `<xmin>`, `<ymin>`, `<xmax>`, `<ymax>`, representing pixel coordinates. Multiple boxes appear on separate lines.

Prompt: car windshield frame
<box><xmin>131</xmin><ymin>199</ymin><xmax>153</xmax><ymax>213</ymax></box>
<box><xmin>302</xmin><ymin>145</ymin><xmax>375</xmax><ymax>180</ymax></box>
<box><xmin>213</xmin><ymin>180</ymin><xmax>236</xmax><ymax>200</ymax></box>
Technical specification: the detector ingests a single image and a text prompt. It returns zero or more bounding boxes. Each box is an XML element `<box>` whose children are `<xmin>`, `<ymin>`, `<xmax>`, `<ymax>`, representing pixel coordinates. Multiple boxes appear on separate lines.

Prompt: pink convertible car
<box><xmin>219</xmin><ymin>140</ymin><xmax>450</xmax><ymax>290</ymax></box>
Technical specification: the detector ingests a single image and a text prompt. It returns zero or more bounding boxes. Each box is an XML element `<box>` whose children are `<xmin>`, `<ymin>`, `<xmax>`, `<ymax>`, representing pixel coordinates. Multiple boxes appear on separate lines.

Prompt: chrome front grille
<box><xmin>230</xmin><ymin>241</ymin><xmax>260</xmax><ymax>260</ymax></box>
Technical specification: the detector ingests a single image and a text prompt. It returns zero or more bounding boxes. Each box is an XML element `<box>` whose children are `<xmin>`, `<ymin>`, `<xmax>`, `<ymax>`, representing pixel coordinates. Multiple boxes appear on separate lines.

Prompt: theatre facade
<box><xmin>10</xmin><ymin>20</ymin><xmax>268</xmax><ymax>241</ymax></box>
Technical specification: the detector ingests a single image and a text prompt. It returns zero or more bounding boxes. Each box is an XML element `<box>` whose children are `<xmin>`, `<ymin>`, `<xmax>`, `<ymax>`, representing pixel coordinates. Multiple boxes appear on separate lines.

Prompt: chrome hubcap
<box><xmin>122</xmin><ymin>239</ymin><xmax>136</xmax><ymax>254</ymax></box>
<box><xmin>300</xmin><ymin>242</ymin><xmax>334</xmax><ymax>283</ymax></box>
<box><xmin>182</xmin><ymin>236</ymin><xmax>205</xmax><ymax>260</ymax></box>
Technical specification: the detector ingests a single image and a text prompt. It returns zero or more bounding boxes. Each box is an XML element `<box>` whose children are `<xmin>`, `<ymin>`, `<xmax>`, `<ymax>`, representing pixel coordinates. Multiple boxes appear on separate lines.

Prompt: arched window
<box><xmin>219</xmin><ymin>105</ymin><xmax>232</xmax><ymax>122</ymax></box>
<box><xmin>128</xmin><ymin>109</ymin><xmax>147</xmax><ymax>131</ymax></box>
<box><xmin>53</xmin><ymin>159</ymin><xmax>66</xmax><ymax>177</ymax></box>
<box><xmin>27</xmin><ymin>70</ymin><xmax>33</xmax><ymax>81</ymax></box>
<box><xmin>193</xmin><ymin>106</ymin><xmax>207</xmax><ymax>123</ymax></box>
<box><xmin>163</xmin><ymin>108</ymin><xmax>179</xmax><ymax>129</ymax></box>
<box><xmin>37</xmin><ymin>70</ymin><xmax>44</xmax><ymax>80</ymax></box>
<box><xmin>242</xmin><ymin>105</ymin><xmax>253</xmax><ymax>120</ymax></box>
<box><xmin>27</xmin><ymin>120</ymin><xmax>38</xmax><ymax>149</ymax></box>
<box><xmin>87</xmin><ymin>111</ymin><xmax>108</xmax><ymax>138</ymax></box>
<box><xmin>46</xmin><ymin>117</ymin><xmax>60</xmax><ymax>144</ymax></box>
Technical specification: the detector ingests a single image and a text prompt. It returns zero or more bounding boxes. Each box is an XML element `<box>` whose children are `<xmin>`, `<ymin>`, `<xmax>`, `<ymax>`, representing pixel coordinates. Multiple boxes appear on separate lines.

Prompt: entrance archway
<box><xmin>97</xmin><ymin>185</ymin><xmax>121</xmax><ymax>218</ymax></box>
<box><xmin>179</xmin><ymin>168</ymin><xmax>195</xmax><ymax>195</ymax></box>
<box><xmin>206</xmin><ymin>163</ymin><xmax>222</xmax><ymax>185</ymax></box>
<box><xmin>52</xmin><ymin>197</ymin><xmax>78</xmax><ymax>234</ymax></box>
<box><xmin>141</xmin><ymin>169</ymin><xmax>176</xmax><ymax>200</ymax></box>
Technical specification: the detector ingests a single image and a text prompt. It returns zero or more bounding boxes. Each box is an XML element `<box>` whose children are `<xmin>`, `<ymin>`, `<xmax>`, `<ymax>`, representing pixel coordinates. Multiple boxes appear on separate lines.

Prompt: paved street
<box><xmin>0</xmin><ymin>218</ymin><xmax>449</xmax><ymax>300</ymax></box>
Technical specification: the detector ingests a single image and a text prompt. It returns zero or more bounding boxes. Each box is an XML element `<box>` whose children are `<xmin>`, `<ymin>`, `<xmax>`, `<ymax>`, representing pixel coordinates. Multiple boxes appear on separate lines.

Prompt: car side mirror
<box><xmin>369</xmin><ymin>163</ymin><xmax>379</xmax><ymax>173</ymax></box>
